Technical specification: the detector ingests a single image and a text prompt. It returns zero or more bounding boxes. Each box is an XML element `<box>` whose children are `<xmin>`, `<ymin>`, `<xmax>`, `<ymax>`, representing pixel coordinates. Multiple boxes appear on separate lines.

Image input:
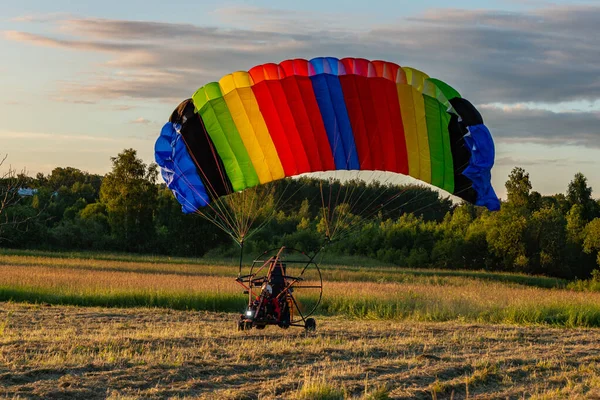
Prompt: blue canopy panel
<box><xmin>309</xmin><ymin>57</ymin><xmax>360</xmax><ymax>170</ymax></box>
<box><xmin>462</xmin><ymin>124</ymin><xmax>501</xmax><ymax>211</ymax></box>
<box><xmin>155</xmin><ymin>122</ymin><xmax>210</xmax><ymax>213</ymax></box>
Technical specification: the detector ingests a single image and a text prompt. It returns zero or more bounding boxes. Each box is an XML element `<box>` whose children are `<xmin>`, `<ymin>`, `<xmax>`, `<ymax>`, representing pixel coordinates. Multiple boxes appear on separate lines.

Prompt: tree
<box><xmin>566</xmin><ymin>204</ymin><xmax>586</xmax><ymax>244</ymax></box>
<box><xmin>564</xmin><ymin>204</ymin><xmax>596</xmax><ymax>278</ymax></box>
<box><xmin>526</xmin><ymin>207</ymin><xmax>567</xmax><ymax>277</ymax></box>
<box><xmin>297</xmin><ymin>199</ymin><xmax>312</xmax><ymax>230</ymax></box>
<box><xmin>567</xmin><ymin>173</ymin><xmax>598</xmax><ymax>221</ymax></box>
<box><xmin>99</xmin><ymin>149</ymin><xmax>158</xmax><ymax>251</ymax></box>
<box><xmin>528</xmin><ymin>191</ymin><xmax>542</xmax><ymax>212</ymax></box>
<box><xmin>46</xmin><ymin>166</ymin><xmax>102</xmax><ymax>193</ymax></box>
<box><xmin>153</xmin><ymin>188</ymin><xmax>228</xmax><ymax>256</ymax></box>
<box><xmin>567</xmin><ymin>173</ymin><xmax>592</xmax><ymax>207</ymax></box>
<box><xmin>541</xmin><ymin>193</ymin><xmax>569</xmax><ymax>214</ymax></box>
<box><xmin>446</xmin><ymin>204</ymin><xmax>475</xmax><ymax>235</ymax></box>
<box><xmin>486</xmin><ymin>209</ymin><xmax>529</xmax><ymax>271</ymax></box>
<box><xmin>0</xmin><ymin>154</ymin><xmax>40</xmax><ymax>242</ymax></box>
<box><xmin>584</xmin><ymin>219</ymin><xmax>600</xmax><ymax>268</ymax></box>
<box><xmin>505</xmin><ymin>167</ymin><xmax>532</xmax><ymax>210</ymax></box>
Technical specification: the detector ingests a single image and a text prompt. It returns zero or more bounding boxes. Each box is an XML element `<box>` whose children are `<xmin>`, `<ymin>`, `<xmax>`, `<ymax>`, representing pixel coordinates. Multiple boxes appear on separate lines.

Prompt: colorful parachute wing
<box><xmin>155</xmin><ymin>122</ymin><xmax>210</xmax><ymax>212</ymax></box>
<box><xmin>155</xmin><ymin>57</ymin><xmax>501</xmax><ymax>213</ymax></box>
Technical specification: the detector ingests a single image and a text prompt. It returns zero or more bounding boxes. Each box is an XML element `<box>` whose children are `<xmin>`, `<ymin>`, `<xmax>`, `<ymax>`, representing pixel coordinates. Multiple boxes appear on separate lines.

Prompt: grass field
<box><xmin>2</xmin><ymin>249</ymin><xmax>600</xmax><ymax>398</ymax></box>
<box><xmin>0</xmin><ymin>251</ymin><xmax>598</xmax><ymax>328</ymax></box>
<box><xmin>2</xmin><ymin>302</ymin><xmax>600</xmax><ymax>399</ymax></box>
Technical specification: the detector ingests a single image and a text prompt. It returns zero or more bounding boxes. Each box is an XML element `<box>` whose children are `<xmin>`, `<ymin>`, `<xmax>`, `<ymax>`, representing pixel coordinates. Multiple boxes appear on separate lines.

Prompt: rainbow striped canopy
<box><xmin>155</xmin><ymin>57</ymin><xmax>500</xmax><ymax>213</ymax></box>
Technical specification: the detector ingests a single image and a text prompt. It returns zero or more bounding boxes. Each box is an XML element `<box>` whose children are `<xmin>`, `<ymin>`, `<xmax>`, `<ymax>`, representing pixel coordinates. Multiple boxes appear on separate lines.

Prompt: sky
<box><xmin>1</xmin><ymin>0</ymin><xmax>600</xmax><ymax>199</ymax></box>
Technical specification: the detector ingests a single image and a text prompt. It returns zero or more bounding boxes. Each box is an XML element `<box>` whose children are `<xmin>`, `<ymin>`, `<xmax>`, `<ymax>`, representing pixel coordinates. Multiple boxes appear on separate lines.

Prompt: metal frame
<box><xmin>235</xmin><ymin>246</ymin><xmax>323</xmax><ymax>330</ymax></box>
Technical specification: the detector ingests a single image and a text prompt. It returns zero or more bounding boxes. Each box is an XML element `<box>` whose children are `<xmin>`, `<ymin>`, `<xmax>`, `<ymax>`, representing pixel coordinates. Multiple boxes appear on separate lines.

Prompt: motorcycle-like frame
<box><xmin>235</xmin><ymin>246</ymin><xmax>323</xmax><ymax>331</ymax></box>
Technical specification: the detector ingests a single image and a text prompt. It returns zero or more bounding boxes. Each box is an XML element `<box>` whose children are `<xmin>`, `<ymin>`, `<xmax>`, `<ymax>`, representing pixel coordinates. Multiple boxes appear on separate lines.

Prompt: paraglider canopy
<box><xmin>155</xmin><ymin>57</ymin><xmax>500</xmax><ymax>244</ymax></box>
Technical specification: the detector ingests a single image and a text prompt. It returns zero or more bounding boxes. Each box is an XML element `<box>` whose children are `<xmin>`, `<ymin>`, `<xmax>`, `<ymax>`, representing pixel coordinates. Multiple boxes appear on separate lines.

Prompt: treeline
<box><xmin>1</xmin><ymin>148</ymin><xmax>600</xmax><ymax>279</ymax></box>
<box><xmin>257</xmin><ymin>167</ymin><xmax>600</xmax><ymax>279</ymax></box>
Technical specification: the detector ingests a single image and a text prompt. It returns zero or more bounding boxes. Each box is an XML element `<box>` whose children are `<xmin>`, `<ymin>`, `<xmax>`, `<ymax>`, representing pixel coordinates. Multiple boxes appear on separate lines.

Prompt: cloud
<box><xmin>11</xmin><ymin>13</ymin><xmax>74</xmax><ymax>23</ymax></box>
<box><xmin>0</xmin><ymin>130</ymin><xmax>144</xmax><ymax>143</ymax></box>
<box><xmin>112</xmin><ymin>105</ymin><xmax>135</xmax><ymax>111</ymax></box>
<box><xmin>481</xmin><ymin>103</ymin><xmax>600</xmax><ymax>147</ymax></box>
<box><xmin>495</xmin><ymin>156</ymin><xmax>595</xmax><ymax>168</ymax></box>
<box><xmin>4</xmin><ymin>30</ymin><xmax>151</xmax><ymax>53</ymax></box>
<box><xmin>130</xmin><ymin>117</ymin><xmax>152</xmax><ymax>125</ymax></box>
<box><xmin>57</xmin><ymin>17</ymin><xmax>303</xmax><ymax>44</ymax></box>
<box><xmin>213</xmin><ymin>6</ymin><xmax>375</xmax><ymax>33</ymax></box>
<box><xmin>4</xmin><ymin>5</ymin><xmax>600</xmax><ymax>116</ymax></box>
<box><xmin>51</xmin><ymin>96</ymin><xmax>96</xmax><ymax>105</ymax></box>
<box><xmin>57</xmin><ymin>69</ymin><xmax>196</xmax><ymax>102</ymax></box>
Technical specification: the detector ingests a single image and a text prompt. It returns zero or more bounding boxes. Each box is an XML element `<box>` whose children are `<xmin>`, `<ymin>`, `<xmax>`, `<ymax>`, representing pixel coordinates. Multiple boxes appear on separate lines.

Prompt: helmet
<box><xmin>261</xmin><ymin>282</ymin><xmax>273</xmax><ymax>295</ymax></box>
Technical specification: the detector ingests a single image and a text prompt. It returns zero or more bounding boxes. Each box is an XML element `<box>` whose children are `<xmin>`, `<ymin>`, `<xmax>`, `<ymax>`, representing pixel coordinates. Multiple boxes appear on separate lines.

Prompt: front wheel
<box><xmin>237</xmin><ymin>320</ymin><xmax>252</xmax><ymax>331</ymax></box>
<box><xmin>304</xmin><ymin>318</ymin><xmax>316</xmax><ymax>332</ymax></box>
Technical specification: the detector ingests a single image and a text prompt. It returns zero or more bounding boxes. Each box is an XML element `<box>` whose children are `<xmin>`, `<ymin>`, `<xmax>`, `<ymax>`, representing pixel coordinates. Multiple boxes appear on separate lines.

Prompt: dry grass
<box><xmin>0</xmin><ymin>253</ymin><xmax>564</xmax><ymax>288</ymax></box>
<box><xmin>2</xmin><ymin>253</ymin><xmax>600</xmax><ymax>398</ymax></box>
<box><xmin>0</xmin><ymin>254</ymin><xmax>234</xmax><ymax>277</ymax></box>
<box><xmin>2</xmin><ymin>259</ymin><xmax>600</xmax><ymax>327</ymax></box>
<box><xmin>1</xmin><ymin>302</ymin><xmax>600</xmax><ymax>399</ymax></box>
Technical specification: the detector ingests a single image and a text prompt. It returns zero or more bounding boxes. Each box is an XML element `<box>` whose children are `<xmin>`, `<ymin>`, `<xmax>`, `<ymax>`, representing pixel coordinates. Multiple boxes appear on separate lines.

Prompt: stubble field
<box><xmin>2</xmin><ymin>303</ymin><xmax>600</xmax><ymax>399</ymax></box>
<box><xmin>1</xmin><ymin>250</ymin><xmax>600</xmax><ymax>398</ymax></box>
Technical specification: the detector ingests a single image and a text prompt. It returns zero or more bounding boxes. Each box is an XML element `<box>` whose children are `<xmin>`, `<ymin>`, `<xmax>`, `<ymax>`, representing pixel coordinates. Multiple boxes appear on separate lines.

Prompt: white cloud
<box><xmin>6</xmin><ymin>5</ymin><xmax>600</xmax><ymax>104</ymax></box>
<box><xmin>0</xmin><ymin>130</ymin><xmax>144</xmax><ymax>143</ymax></box>
<box><xmin>482</xmin><ymin>104</ymin><xmax>600</xmax><ymax>147</ymax></box>
<box><xmin>5</xmin><ymin>4</ymin><xmax>600</xmax><ymax>148</ymax></box>
<box><xmin>11</xmin><ymin>13</ymin><xmax>74</xmax><ymax>23</ymax></box>
<box><xmin>129</xmin><ymin>117</ymin><xmax>153</xmax><ymax>125</ymax></box>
